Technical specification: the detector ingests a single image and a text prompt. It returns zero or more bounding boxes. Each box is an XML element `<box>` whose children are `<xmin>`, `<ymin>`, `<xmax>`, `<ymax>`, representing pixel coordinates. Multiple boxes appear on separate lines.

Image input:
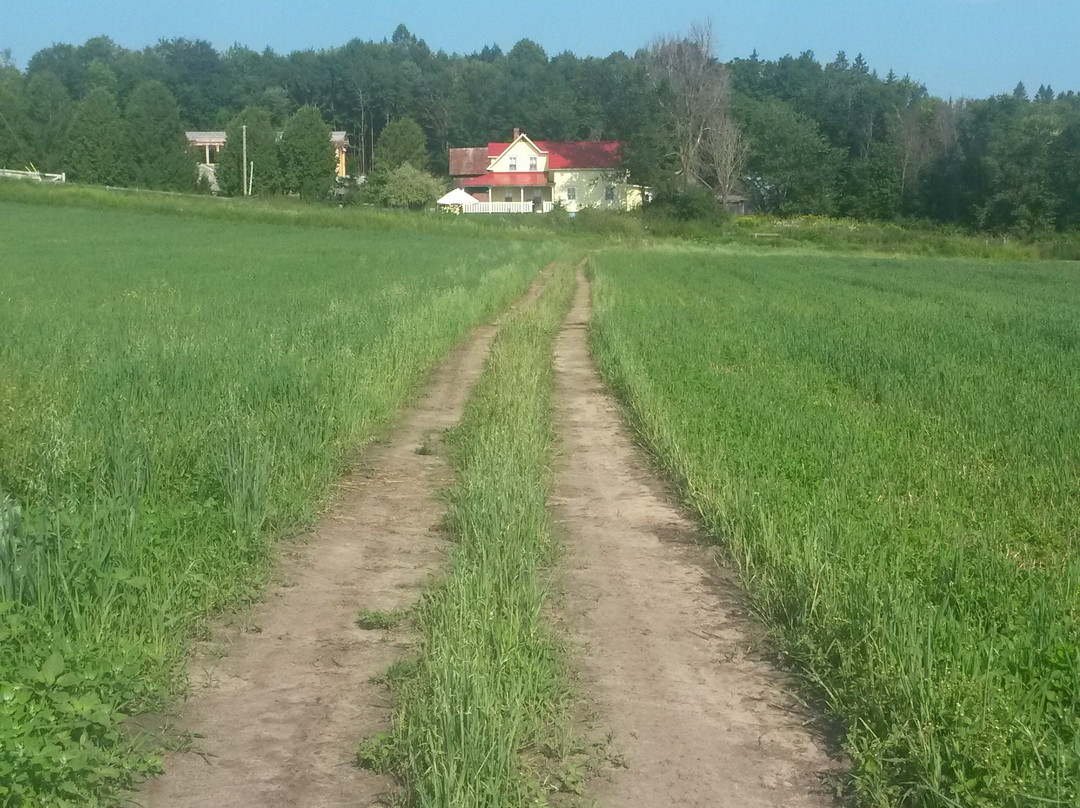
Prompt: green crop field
<box><xmin>589</xmin><ymin>246</ymin><xmax>1080</xmax><ymax>806</ymax></box>
<box><xmin>4</xmin><ymin>184</ymin><xmax>1079</xmax><ymax>808</ymax></box>
<box><xmin>0</xmin><ymin>193</ymin><xmax>563</xmax><ymax>805</ymax></box>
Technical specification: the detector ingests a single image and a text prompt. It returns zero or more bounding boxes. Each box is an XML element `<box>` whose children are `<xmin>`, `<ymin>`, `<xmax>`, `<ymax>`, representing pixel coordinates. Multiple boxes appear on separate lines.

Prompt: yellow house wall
<box><xmin>552</xmin><ymin>169</ymin><xmax>629</xmax><ymax>212</ymax></box>
<box><xmin>488</xmin><ymin>139</ymin><xmax>548</xmax><ymax>173</ymax></box>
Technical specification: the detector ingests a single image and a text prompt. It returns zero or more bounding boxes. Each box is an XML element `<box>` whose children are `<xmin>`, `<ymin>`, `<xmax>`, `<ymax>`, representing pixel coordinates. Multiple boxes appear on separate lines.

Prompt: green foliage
<box><xmin>735</xmin><ymin>95</ymin><xmax>841</xmax><ymax>214</ymax></box>
<box><xmin>977</xmin><ymin>106</ymin><xmax>1061</xmax><ymax>234</ymax></box>
<box><xmin>124</xmin><ymin>80</ymin><xmax>197</xmax><ymax>191</ymax></box>
<box><xmin>373</xmin><ymin>162</ymin><xmax>445</xmax><ymax>209</ymax></box>
<box><xmin>644</xmin><ymin>186</ymin><xmax>724</xmax><ymax>223</ymax></box>
<box><xmin>16</xmin><ymin>70</ymin><xmax>73</xmax><ymax>173</ymax></box>
<box><xmin>0</xmin><ymin>191</ymin><xmax>561</xmax><ymax>805</ymax></box>
<box><xmin>217</xmin><ymin>106</ymin><xmax>280</xmax><ymax>196</ymax></box>
<box><xmin>375</xmin><ymin>117</ymin><xmax>429</xmax><ymax>171</ymax></box>
<box><xmin>278</xmin><ymin>104</ymin><xmax>334</xmax><ymax>198</ymax></box>
<box><xmin>3</xmin><ymin>30</ymin><xmax>1079</xmax><ymax>230</ymax></box>
<box><xmin>0</xmin><ymin>60</ymin><xmax>22</xmax><ymax>169</ymax></box>
<box><xmin>589</xmin><ymin>249</ymin><xmax>1080</xmax><ymax>807</ymax></box>
<box><xmin>66</xmin><ymin>87</ymin><xmax>130</xmax><ymax>185</ymax></box>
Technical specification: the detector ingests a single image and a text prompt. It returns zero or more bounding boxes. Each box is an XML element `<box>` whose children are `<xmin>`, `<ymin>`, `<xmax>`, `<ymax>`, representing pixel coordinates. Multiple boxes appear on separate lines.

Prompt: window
<box><xmin>566</xmin><ymin>186</ymin><xmax>577</xmax><ymax>202</ymax></box>
<box><xmin>529</xmin><ymin>156</ymin><xmax>538</xmax><ymax>171</ymax></box>
<box><xmin>508</xmin><ymin>156</ymin><xmax>517</xmax><ymax>170</ymax></box>
<box><xmin>605</xmin><ymin>185</ymin><xmax>616</xmax><ymax>202</ymax></box>
<box><xmin>504</xmin><ymin>190</ymin><xmax>514</xmax><ymax>202</ymax></box>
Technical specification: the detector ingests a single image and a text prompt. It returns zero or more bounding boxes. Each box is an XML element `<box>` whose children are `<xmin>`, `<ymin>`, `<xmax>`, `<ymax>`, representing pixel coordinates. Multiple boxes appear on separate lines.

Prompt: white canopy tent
<box><xmin>436</xmin><ymin>188</ymin><xmax>480</xmax><ymax>206</ymax></box>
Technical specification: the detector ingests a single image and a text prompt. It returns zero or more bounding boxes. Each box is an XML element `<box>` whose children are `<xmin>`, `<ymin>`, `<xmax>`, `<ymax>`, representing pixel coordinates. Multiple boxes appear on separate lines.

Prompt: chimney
<box><xmin>513</xmin><ymin>127</ymin><xmax>521</xmax><ymax>140</ymax></box>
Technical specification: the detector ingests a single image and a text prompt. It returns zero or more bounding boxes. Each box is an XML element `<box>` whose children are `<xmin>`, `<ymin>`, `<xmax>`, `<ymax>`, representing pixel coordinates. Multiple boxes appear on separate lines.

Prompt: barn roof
<box><xmin>449</xmin><ymin>147</ymin><xmax>490</xmax><ymax>177</ymax></box>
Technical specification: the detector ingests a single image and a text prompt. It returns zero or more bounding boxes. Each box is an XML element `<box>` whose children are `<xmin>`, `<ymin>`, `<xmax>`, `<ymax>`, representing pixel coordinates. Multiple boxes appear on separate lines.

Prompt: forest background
<box><xmin>1</xmin><ymin>23</ymin><xmax>1079</xmax><ymax>234</ymax></box>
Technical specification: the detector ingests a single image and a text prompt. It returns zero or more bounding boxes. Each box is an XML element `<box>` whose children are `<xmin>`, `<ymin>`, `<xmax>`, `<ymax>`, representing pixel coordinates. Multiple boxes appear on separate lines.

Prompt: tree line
<box><xmin>1</xmin><ymin>25</ymin><xmax>1078</xmax><ymax>231</ymax></box>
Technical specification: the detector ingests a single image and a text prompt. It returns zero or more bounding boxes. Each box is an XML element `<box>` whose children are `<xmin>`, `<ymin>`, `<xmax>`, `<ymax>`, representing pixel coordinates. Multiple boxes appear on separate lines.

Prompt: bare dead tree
<box><xmin>702</xmin><ymin>115</ymin><xmax>748</xmax><ymax>204</ymax></box>
<box><xmin>894</xmin><ymin>98</ymin><xmax>961</xmax><ymax>201</ymax></box>
<box><xmin>649</xmin><ymin>21</ymin><xmax>741</xmax><ymax>191</ymax></box>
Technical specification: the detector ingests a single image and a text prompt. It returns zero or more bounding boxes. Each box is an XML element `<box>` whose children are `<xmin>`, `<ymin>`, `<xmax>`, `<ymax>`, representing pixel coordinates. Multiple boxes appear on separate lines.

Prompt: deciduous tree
<box><xmin>648</xmin><ymin>22</ymin><xmax>738</xmax><ymax>190</ymax></box>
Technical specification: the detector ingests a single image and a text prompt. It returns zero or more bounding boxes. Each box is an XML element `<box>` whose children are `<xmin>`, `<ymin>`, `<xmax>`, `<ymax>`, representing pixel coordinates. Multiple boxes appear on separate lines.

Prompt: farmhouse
<box><xmin>448</xmin><ymin>130</ymin><xmax>645</xmax><ymax>213</ymax></box>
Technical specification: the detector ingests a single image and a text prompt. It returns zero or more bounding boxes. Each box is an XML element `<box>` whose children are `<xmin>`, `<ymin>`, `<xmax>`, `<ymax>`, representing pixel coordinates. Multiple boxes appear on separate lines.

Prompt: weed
<box><xmin>356</xmin><ymin>608</ymin><xmax>408</xmax><ymax>630</ymax></box>
<box><xmin>356</xmin><ymin>732</ymin><xmax>397</xmax><ymax>772</ymax></box>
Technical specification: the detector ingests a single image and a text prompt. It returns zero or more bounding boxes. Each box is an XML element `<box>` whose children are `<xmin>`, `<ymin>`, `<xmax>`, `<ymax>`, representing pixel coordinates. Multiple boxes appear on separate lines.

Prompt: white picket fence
<box><xmin>462</xmin><ymin>201</ymin><xmax>555</xmax><ymax>214</ymax></box>
<box><xmin>0</xmin><ymin>168</ymin><xmax>66</xmax><ymax>183</ymax></box>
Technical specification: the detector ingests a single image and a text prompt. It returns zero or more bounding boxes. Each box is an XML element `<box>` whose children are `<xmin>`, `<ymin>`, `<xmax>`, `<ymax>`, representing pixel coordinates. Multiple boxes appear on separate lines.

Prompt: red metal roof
<box><xmin>459</xmin><ymin>172</ymin><xmax>551</xmax><ymax>188</ymax></box>
<box><xmin>486</xmin><ymin>140</ymin><xmax>622</xmax><ymax>169</ymax></box>
<box><xmin>448</xmin><ymin>147</ymin><xmax>489</xmax><ymax>177</ymax></box>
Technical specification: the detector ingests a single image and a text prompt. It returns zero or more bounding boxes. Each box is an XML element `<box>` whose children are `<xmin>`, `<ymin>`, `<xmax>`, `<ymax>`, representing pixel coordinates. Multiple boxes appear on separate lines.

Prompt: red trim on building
<box><xmin>458</xmin><ymin>171</ymin><xmax>551</xmax><ymax>187</ymax></box>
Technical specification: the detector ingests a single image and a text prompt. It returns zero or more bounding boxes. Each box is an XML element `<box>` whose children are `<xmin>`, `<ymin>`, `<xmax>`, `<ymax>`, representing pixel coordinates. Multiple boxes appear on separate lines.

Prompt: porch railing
<box><xmin>461</xmin><ymin>201</ymin><xmax>555</xmax><ymax>214</ymax></box>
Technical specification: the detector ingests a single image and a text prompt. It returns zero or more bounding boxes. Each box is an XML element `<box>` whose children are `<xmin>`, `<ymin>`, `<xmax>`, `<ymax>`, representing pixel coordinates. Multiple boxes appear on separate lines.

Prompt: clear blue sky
<box><xmin>2</xmin><ymin>0</ymin><xmax>1077</xmax><ymax>100</ymax></box>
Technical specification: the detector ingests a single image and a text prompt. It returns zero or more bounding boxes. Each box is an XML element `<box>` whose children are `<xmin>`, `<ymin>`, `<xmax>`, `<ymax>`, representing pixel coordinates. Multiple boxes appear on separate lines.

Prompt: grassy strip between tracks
<box><xmin>360</xmin><ymin>260</ymin><xmax>577</xmax><ymax>807</ymax></box>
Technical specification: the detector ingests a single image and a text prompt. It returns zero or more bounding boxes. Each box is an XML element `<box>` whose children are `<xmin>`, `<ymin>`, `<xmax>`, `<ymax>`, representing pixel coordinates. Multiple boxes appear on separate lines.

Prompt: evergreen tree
<box><xmin>278</xmin><ymin>104</ymin><xmax>334</xmax><ymax>197</ymax></box>
<box><xmin>17</xmin><ymin>71</ymin><xmax>73</xmax><ymax>172</ymax></box>
<box><xmin>217</xmin><ymin>107</ymin><xmax>280</xmax><ymax>196</ymax></box>
<box><xmin>0</xmin><ymin>53</ymin><xmax>25</xmax><ymax>168</ymax></box>
<box><xmin>125</xmin><ymin>80</ymin><xmax>197</xmax><ymax>190</ymax></box>
<box><xmin>67</xmin><ymin>87</ymin><xmax>130</xmax><ymax>185</ymax></box>
<box><xmin>375</xmin><ymin>117</ymin><xmax>429</xmax><ymax>170</ymax></box>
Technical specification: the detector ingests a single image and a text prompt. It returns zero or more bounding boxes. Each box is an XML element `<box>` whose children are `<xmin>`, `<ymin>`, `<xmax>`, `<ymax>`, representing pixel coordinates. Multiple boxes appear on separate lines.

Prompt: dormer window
<box><xmin>529</xmin><ymin>156</ymin><xmax>538</xmax><ymax>171</ymax></box>
<box><xmin>508</xmin><ymin>156</ymin><xmax>517</xmax><ymax>170</ymax></box>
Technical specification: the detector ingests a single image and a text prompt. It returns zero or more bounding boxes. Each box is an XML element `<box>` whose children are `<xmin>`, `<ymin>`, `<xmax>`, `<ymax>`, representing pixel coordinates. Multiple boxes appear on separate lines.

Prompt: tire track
<box><xmin>552</xmin><ymin>266</ymin><xmax>841</xmax><ymax>807</ymax></box>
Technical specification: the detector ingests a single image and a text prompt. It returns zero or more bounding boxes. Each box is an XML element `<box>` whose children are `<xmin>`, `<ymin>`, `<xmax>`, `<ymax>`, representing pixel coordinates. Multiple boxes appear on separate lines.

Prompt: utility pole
<box><xmin>242</xmin><ymin>124</ymin><xmax>248</xmax><ymax>196</ymax></box>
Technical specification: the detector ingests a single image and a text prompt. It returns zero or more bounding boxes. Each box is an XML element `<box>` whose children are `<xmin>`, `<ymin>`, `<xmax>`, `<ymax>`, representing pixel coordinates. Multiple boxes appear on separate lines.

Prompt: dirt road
<box><xmin>141</xmin><ymin>264</ymin><xmax>838</xmax><ymax>807</ymax></box>
<box><xmin>141</xmin><ymin>315</ymin><xmax>501</xmax><ymax>808</ymax></box>
<box><xmin>551</xmin><ymin>268</ymin><xmax>840</xmax><ymax>807</ymax></box>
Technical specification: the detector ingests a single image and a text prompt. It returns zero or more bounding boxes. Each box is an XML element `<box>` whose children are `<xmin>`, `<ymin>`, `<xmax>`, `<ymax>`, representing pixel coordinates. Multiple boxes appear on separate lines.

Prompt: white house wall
<box><xmin>488</xmin><ymin>139</ymin><xmax>548</xmax><ymax>172</ymax></box>
<box><xmin>552</xmin><ymin>169</ymin><xmax>628</xmax><ymax>212</ymax></box>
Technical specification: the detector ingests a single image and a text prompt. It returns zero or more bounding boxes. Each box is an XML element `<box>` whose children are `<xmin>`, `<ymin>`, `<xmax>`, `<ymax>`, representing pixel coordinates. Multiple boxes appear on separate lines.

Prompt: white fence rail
<box><xmin>0</xmin><ymin>168</ymin><xmax>66</xmax><ymax>183</ymax></box>
<box><xmin>461</xmin><ymin>201</ymin><xmax>555</xmax><ymax>214</ymax></box>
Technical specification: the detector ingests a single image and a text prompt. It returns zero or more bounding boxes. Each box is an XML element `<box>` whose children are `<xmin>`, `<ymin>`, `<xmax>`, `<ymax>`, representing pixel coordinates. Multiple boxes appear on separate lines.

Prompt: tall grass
<box><xmin>0</xmin><ymin>197</ymin><xmax>562</xmax><ymax>805</ymax></box>
<box><xmin>588</xmin><ymin>247</ymin><xmax>1080</xmax><ymax>807</ymax></box>
<box><xmin>368</xmin><ymin>260</ymin><xmax>577</xmax><ymax>807</ymax></box>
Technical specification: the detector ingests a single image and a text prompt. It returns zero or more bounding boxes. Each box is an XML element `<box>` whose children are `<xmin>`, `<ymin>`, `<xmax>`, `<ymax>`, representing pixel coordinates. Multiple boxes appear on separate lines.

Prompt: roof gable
<box><xmin>487</xmin><ymin>133</ymin><xmax>549</xmax><ymax>172</ymax></box>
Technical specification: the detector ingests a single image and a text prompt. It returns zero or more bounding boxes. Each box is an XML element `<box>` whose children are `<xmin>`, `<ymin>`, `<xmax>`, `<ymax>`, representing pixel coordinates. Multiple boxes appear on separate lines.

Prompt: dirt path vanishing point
<box><xmin>552</xmin><ymin>268</ymin><xmax>841</xmax><ymax>807</ymax></box>
<box><xmin>139</xmin><ymin>288</ymin><xmax>523</xmax><ymax>807</ymax></box>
